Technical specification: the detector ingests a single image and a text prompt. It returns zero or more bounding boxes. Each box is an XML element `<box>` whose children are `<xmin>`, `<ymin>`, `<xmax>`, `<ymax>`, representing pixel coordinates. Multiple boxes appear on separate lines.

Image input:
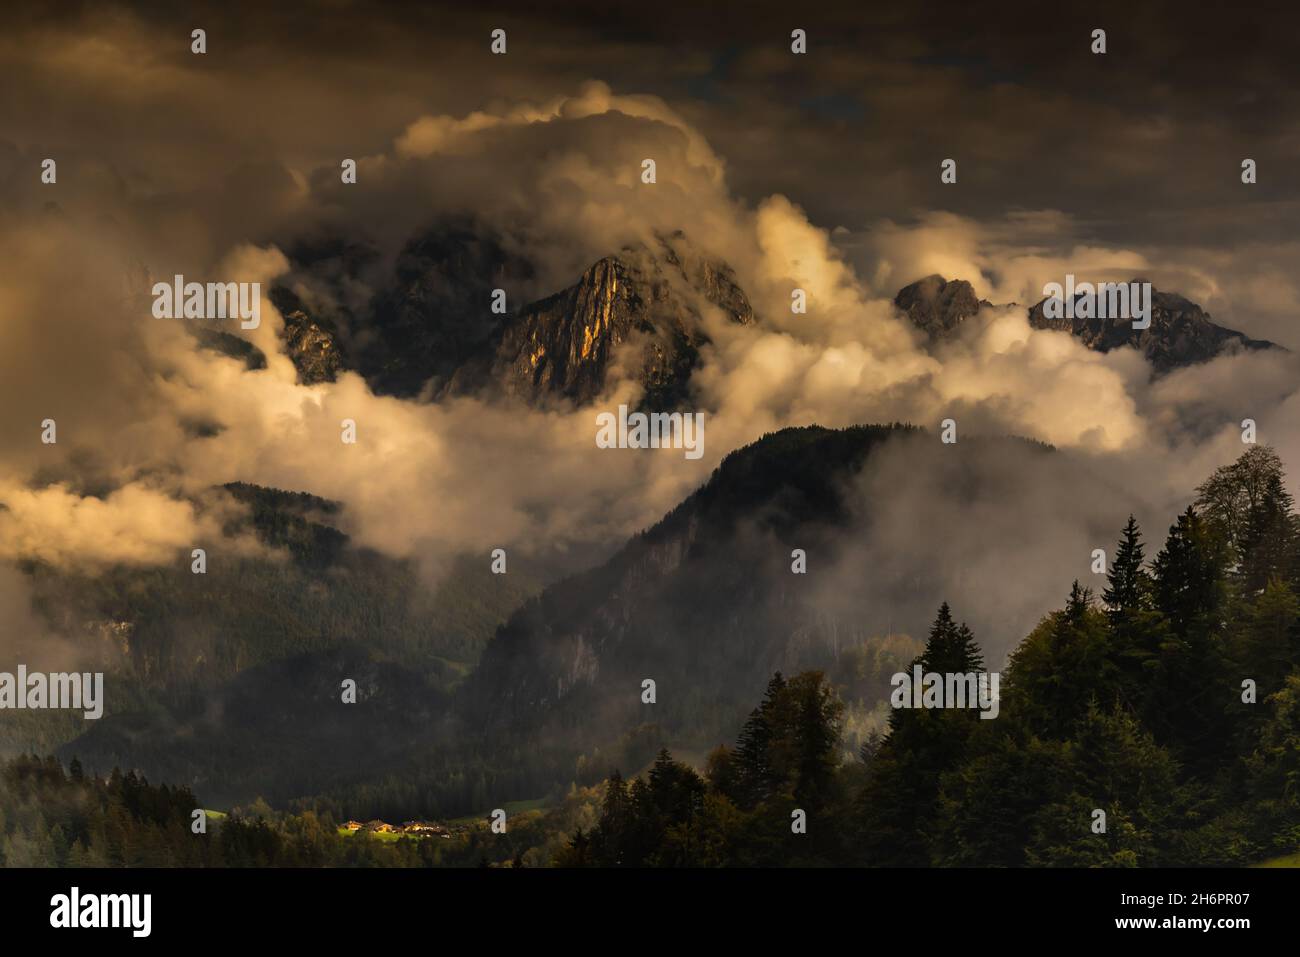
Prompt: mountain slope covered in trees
<box><xmin>561</xmin><ymin>445</ymin><xmax>1300</xmax><ymax>866</ymax></box>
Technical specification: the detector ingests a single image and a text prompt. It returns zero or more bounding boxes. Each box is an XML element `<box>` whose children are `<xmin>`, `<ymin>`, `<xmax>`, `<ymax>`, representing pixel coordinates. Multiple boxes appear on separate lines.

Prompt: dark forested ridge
<box><xmin>464</xmin><ymin>425</ymin><xmax>1051</xmax><ymax>744</ymax></box>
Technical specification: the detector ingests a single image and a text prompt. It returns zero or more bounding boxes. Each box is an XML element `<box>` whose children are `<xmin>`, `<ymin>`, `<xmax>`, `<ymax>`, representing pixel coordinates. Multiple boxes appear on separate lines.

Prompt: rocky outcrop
<box><xmin>895</xmin><ymin>274</ymin><xmax>1279</xmax><ymax>372</ymax></box>
<box><xmin>1026</xmin><ymin>284</ymin><xmax>1276</xmax><ymax>373</ymax></box>
<box><xmin>894</xmin><ymin>274</ymin><xmax>991</xmax><ymax>340</ymax></box>
<box><xmin>265</xmin><ymin>287</ymin><xmax>346</xmax><ymax>384</ymax></box>
<box><xmin>280</xmin><ymin>308</ymin><xmax>343</xmax><ymax>385</ymax></box>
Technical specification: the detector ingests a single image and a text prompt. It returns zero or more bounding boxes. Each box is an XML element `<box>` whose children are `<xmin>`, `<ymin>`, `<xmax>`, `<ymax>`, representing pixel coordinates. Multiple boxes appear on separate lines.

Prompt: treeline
<box><xmin>556</xmin><ymin>672</ymin><xmax>850</xmax><ymax>866</ymax></box>
<box><xmin>1</xmin><ymin>755</ymin><xmax>210</xmax><ymax>867</ymax></box>
<box><xmin>560</xmin><ymin>446</ymin><xmax>1300</xmax><ymax>866</ymax></box>
<box><xmin>0</xmin><ymin>753</ymin><xmax>562</xmax><ymax>867</ymax></box>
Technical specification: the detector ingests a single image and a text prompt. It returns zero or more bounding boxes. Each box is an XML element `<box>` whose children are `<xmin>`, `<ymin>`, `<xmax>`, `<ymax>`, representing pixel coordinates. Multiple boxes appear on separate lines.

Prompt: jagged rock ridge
<box><xmin>273</xmin><ymin>293</ymin><xmax>345</xmax><ymax>385</ymax></box>
<box><xmin>1026</xmin><ymin>285</ymin><xmax>1276</xmax><ymax>372</ymax></box>
<box><xmin>894</xmin><ymin>274</ymin><xmax>991</xmax><ymax>340</ymax></box>
<box><xmin>259</xmin><ymin>224</ymin><xmax>754</xmax><ymax>407</ymax></box>
<box><xmin>894</xmin><ymin>274</ymin><xmax>1278</xmax><ymax>371</ymax></box>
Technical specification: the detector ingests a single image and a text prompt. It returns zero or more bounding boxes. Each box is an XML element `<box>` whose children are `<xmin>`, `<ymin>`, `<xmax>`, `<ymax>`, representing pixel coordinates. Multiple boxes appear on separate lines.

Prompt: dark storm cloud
<box><xmin>7</xmin><ymin>0</ymin><xmax>1296</xmax><ymax>249</ymax></box>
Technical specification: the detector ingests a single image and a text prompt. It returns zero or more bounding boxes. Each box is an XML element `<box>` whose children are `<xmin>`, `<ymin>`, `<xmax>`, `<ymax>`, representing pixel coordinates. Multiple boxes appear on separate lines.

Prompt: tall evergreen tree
<box><xmin>1152</xmin><ymin>507</ymin><xmax>1228</xmax><ymax>634</ymax></box>
<box><xmin>1010</xmin><ymin>583</ymin><xmax>1119</xmax><ymax>738</ymax></box>
<box><xmin>731</xmin><ymin>673</ymin><xmax>787</xmax><ymax>809</ymax></box>
<box><xmin>916</xmin><ymin>602</ymin><xmax>984</xmax><ymax>675</ymax></box>
<box><xmin>857</xmin><ymin>604</ymin><xmax>989</xmax><ymax>865</ymax></box>
<box><xmin>592</xmin><ymin>769</ymin><xmax>631</xmax><ymax>866</ymax></box>
<box><xmin>1064</xmin><ymin>580</ymin><xmax>1092</xmax><ymax>624</ymax></box>
<box><xmin>1101</xmin><ymin>517</ymin><xmax>1164</xmax><ymax>710</ymax></box>
<box><xmin>1148</xmin><ymin>507</ymin><xmax>1233</xmax><ymax>768</ymax></box>
<box><xmin>787</xmin><ymin>671</ymin><xmax>844</xmax><ymax>812</ymax></box>
<box><xmin>1103</xmin><ymin>516</ymin><xmax>1151</xmax><ymax>616</ymax></box>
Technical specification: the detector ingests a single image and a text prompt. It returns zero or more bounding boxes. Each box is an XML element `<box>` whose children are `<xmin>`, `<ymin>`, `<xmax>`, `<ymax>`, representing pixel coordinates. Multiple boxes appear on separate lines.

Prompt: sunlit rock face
<box><xmin>281</xmin><ymin>309</ymin><xmax>344</xmax><ymax>385</ymax></box>
<box><xmin>460</xmin><ymin>231</ymin><xmax>755</xmax><ymax>408</ymax></box>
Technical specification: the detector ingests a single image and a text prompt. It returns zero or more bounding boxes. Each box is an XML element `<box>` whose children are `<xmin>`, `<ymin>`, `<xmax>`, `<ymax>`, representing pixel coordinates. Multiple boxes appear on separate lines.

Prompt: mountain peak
<box><xmin>454</xmin><ymin>232</ymin><xmax>754</xmax><ymax>408</ymax></box>
<box><xmin>893</xmin><ymin>274</ymin><xmax>991</xmax><ymax>340</ymax></box>
<box><xmin>1026</xmin><ymin>280</ymin><xmax>1277</xmax><ymax>372</ymax></box>
<box><xmin>895</xmin><ymin>274</ymin><xmax>1280</xmax><ymax>371</ymax></box>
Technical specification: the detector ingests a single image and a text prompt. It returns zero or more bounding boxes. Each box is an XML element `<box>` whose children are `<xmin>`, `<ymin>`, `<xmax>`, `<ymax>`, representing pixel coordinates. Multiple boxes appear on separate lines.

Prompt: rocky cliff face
<box><xmin>451</xmin><ymin>232</ymin><xmax>754</xmax><ymax>407</ymax></box>
<box><xmin>265</xmin><ymin>287</ymin><xmax>346</xmax><ymax>385</ymax></box>
<box><xmin>264</xmin><ymin>225</ymin><xmax>753</xmax><ymax>407</ymax></box>
<box><xmin>894</xmin><ymin>274</ymin><xmax>991</xmax><ymax>340</ymax></box>
<box><xmin>281</xmin><ymin>309</ymin><xmax>344</xmax><ymax>384</ymax></box>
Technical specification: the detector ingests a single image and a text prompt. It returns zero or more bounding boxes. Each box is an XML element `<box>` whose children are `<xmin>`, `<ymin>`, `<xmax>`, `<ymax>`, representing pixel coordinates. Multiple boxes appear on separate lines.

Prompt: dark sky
<box><xmin>6</xmin><ymin>0</ymin><xmax>1297</xmax><ymax>234</ymax></box>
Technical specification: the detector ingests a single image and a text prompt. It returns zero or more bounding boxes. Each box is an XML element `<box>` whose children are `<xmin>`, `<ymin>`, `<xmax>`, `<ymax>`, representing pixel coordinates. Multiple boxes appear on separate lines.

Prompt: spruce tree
<box><xmin>1103</xmin><ymin>516</ymin><xmax>1150</xmax><ymax>616</ymax></box>
<box><xmin>915</xmin><ymin>602</ymin><xmax>982</xmax><ymax>675</ymax></box>
<box><xmin>858</xmin><ymin>604</ymin><xmax>989</xmax><ymax>865</ymax></box>
<box><xmin>1152</xmin><ymin>507</ymin><xmax>1226</xmax><ymax>633</ymax></box>
<box><xmin>788</xmin><ymin>671</ymin><xmax>844</xmax><ymax>812</ymax></box>
<box><xmin>1148</xmin><ymin>507</ymin><xmax>1233</xmax><ymax>768</ymax></box>
<box><xmin>732</xmin><ymin>673</ymin><xmax>786</xmax><ymax>809</ymax></box>
<box><xmin>1064</xmin><ymin>580</ymin><xmax>1092</xmax><ymax>624</ymax></box>
<box><xmin>1101</xmin><ymin>517</ymin><xmax>1162</xmax><ymax>711</ymax></box>
<box><xmin>594</xmin><ymin>770</ymin><xmax>630</xmax><ymax>866</ymax></box>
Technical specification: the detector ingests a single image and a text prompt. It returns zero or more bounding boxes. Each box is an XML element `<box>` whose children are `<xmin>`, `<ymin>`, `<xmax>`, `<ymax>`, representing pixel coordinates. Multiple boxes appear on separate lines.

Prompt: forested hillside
<box><xmin>561</xmin><ymin>446</ymin><xmax>1300</xmax><ymax>866</ymax></box>
<box><xmin>3</xmin><ymin>483</ymin><xmax>545</xmax><ymax>808</ymax></box>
